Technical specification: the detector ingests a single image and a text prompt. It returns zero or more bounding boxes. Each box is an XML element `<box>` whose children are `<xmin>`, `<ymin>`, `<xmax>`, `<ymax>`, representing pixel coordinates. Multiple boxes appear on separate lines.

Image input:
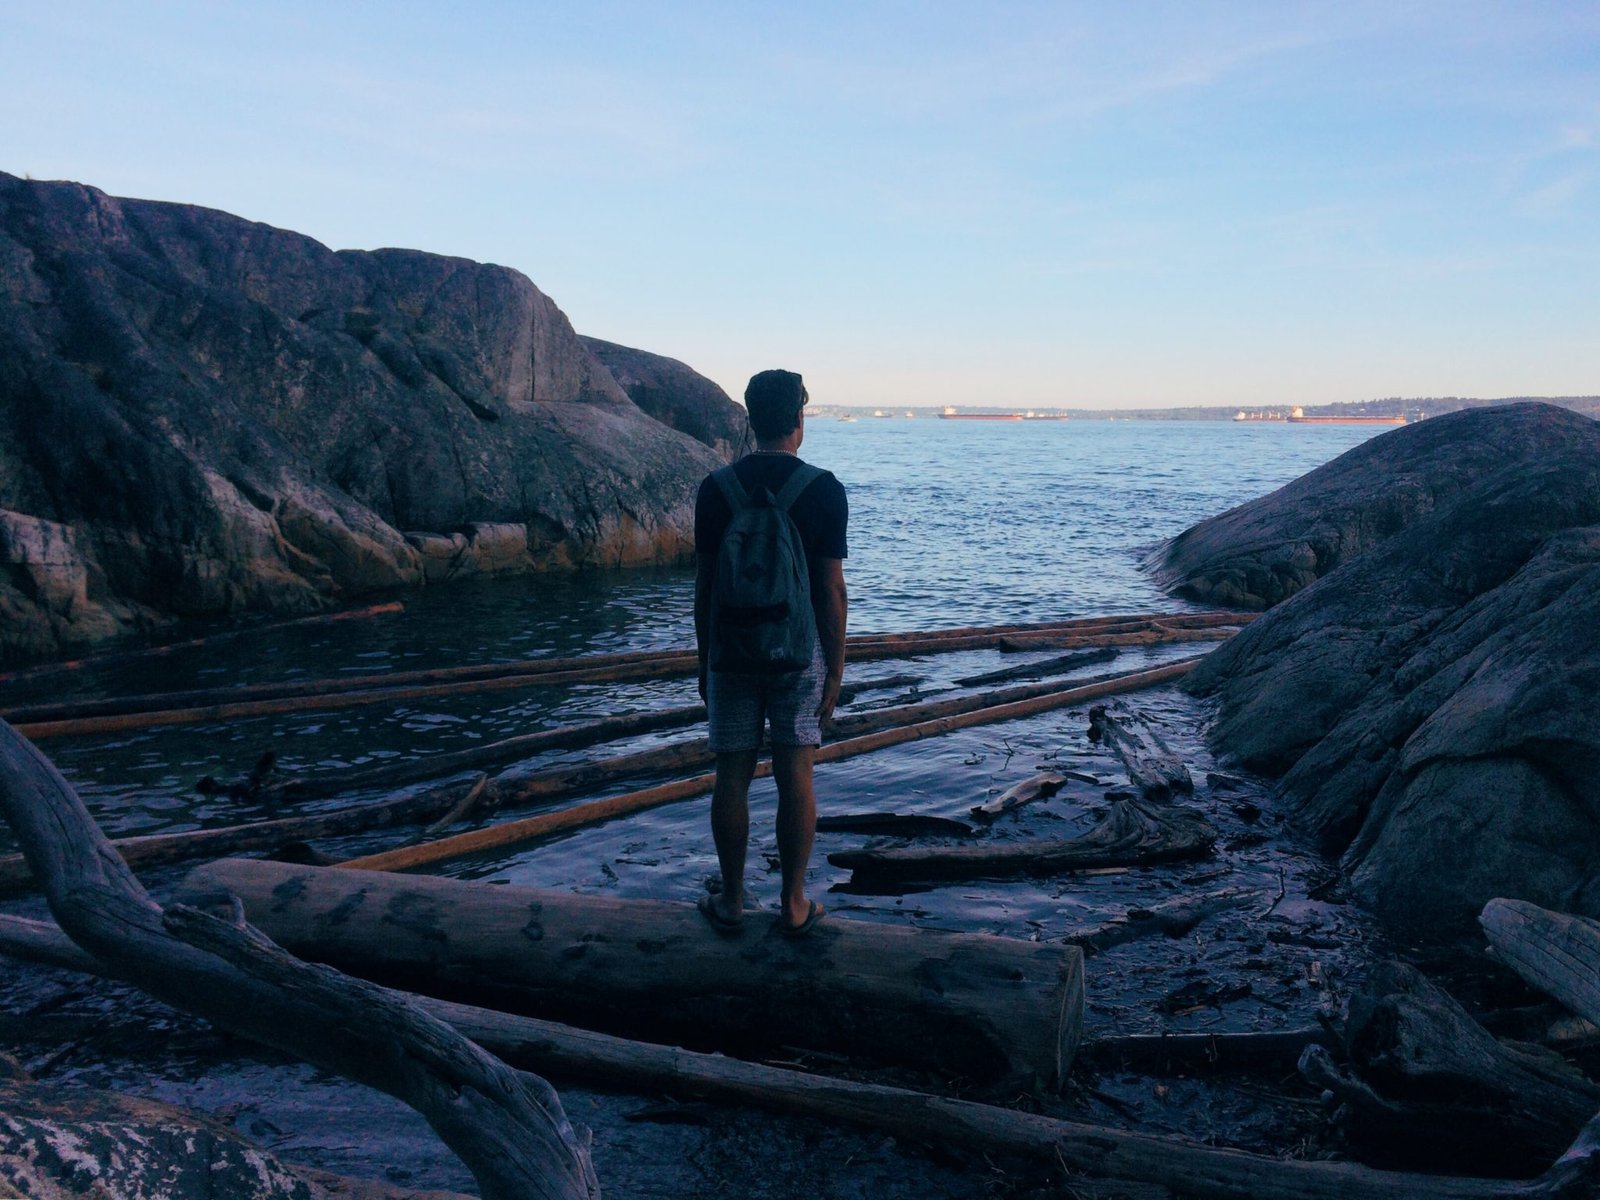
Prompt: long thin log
<box><xmin>7</xmin><ymin>610</ymin><xmax>1252</xmax><ymax>738</ymax></box>
<box><xmin>0</xmin><ymin>720</ymin><xmax>597</xmax><ymax>1200</ymax></box>
<box><xmin>0</xmin><ymin>600</ymin><xmax>405</xmax><ymax>686</ymax></box>
<box><xmin>1480</xmin><ymin>899</ymin><xmax>1600</xmax><ymax>1028</ymax></box>
<box><xmin>1089</xmin><ymin>700</ymin><xmax>1194</xmax><ymax>798</ymax></box>
<box><xmin>180</xmin><ymin>858</ymin><xmax>1085</xmax><ymax>1090</ymax></box>
<box><xmin>0</xmin><ymin>777</ymin><xmax>469</xmax><ymax>897</ymax></box>
<box><xmin>3</xmin><ymin>913</ymin><xmax>1594</xmax><ymax>1200</ymax></box>
<box><xmin>1000</xmin><ymin>626</ymin><xmax>1237</xmax><ymax>653</ymax></box>
<box><xmin>828</xmin><ymin>796</ymin><xmax>1216</xmax><ymax>883</ymax></box>
<box><xmin>955</xmin><ymin>646</ymin><xmax>1118</xmax><ymax>688</ymax></box>
<box><xmin>0</xmin><ymin>659</ymin><xmax>1208</xmax><ymax>895</ymax></box>
<box><xmin>338</xmin><ymin>659</ymin><xmax>1202</xmax><ymax>874</ymax></box>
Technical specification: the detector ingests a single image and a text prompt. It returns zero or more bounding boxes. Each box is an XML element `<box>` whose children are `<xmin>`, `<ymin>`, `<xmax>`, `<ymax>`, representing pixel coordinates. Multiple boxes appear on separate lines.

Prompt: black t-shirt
<box><xmin>694</xmin><ymin>453</ymin><xmax>848</xmax><ymax>565</ymax></box>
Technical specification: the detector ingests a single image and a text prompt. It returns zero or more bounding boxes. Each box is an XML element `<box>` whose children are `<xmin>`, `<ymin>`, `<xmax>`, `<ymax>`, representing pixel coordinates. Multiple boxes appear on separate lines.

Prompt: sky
<box><xmin>3</xmin><ymin>2</ymin><xmax>1598</xmax><ymax>409</ymax></box>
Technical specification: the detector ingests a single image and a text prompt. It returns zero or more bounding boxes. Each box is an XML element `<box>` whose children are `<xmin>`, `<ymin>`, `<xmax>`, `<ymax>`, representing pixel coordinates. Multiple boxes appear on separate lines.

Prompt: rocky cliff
<box><xmin>1158</xmin><ymin>404</ymin><xmax>1600</xmax><ymax>935</ymax></box>
<box><xmin>582</xmin><ymin>337</ymin><xmax>750</xmax><ymax>460</ymax></box>
<box><xmin>0</xmin><ymin>173</ymin><xmax>745</xmax><ymax>663</ymax></box>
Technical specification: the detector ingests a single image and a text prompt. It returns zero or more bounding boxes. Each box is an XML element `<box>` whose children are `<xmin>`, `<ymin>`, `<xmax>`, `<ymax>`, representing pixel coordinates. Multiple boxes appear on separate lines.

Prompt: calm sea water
<box><xmin>7</xmin><ymin>419</ymin><xmax>1389</xmax><ymax>979</ymax></box>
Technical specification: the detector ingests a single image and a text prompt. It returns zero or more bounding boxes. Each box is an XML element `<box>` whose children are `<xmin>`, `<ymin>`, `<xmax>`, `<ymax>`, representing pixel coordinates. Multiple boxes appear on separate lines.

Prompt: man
<box><xmin>693</xmin><ymin>369</ymin><xmax>848</xmax><ymax>936</ymax></box>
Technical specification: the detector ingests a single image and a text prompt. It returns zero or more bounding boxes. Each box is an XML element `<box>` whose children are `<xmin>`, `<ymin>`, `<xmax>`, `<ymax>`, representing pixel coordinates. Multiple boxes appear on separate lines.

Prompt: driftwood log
<box><xmin>340</xmin><ymin>659</ymin><xmax>1203</xmax><ymax>874</ymax></box>
<box><xmin>0</xmin><ymin>659</ymin><xmax>1200</xmax><ymax>894</ymax></box>
<box><xmin>178</xmin><ymin>857</ymin><xmax>1085</xmax><ymax>1090</ymax></box>
<box><xmin>1481</xmin><ymin>899</ymin><xmax>1600</xmax><ymax>1030</ymax></box>
<box><xmin>954</xmin><ymin>646</ymin><xmax>1118</xmax><ymax>688</ymax></box>
<box><xmin>1064</xmin><ymin>886</ymin><xmax>1260</xmax><ymax>955</ymax></box>
<box><xmin>971</xmin><ymin>769</ymin><xmax>1071</xmax><ymax>819</ymax></box>
<box><xmin>1299</xmin><ymin>960</ymin><xmax>1600</xmax><ymax>1176</ymax></box>
<box><xmin>0</xmin><ymin>720</ymin><xmax>599</xmax><ymax>1200</ymax></box>
<box><xmin>6</xmin><ymin>610</ymin><xmax>1249</xmax><ymax>738</ymax></box>
<box><xmin>4</xmin><ymin>914</ymin><xmax>1596</xmax><ymax>1200</ymax></box>
<box><xmin>1088</xmin><ymin>700</ymin><xmax>1194</xmax><ymax>798</ymax></box>
<box><xmin>829</xmin><ymin>796</ymin><xmax>1215</xmax><ymax>884</ymax></box>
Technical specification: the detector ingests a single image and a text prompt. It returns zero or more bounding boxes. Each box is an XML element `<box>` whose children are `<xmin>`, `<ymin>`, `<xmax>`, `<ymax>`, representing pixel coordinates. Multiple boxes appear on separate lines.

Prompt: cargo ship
<box><xmin>939</xmin><ymin>406</ymin><xmax>1023</xmax><ymax>421</ymax></box>
<box><xmin>1286</xmin><ymin>406</ymin><xmax>1407</xmax><ymax>426</ymax></box>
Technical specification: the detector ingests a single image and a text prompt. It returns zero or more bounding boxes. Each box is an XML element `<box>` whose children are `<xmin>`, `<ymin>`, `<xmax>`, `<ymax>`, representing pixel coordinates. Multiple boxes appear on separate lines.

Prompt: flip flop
<box><xmin>778</xmin><ymin>899</ymin><xmax>825</xmax><ymax>938</ymax></box>
<box><xmin>698</xmin><ymin>893</ymin><xmax>744</xmax><ymax>935</ymax></box>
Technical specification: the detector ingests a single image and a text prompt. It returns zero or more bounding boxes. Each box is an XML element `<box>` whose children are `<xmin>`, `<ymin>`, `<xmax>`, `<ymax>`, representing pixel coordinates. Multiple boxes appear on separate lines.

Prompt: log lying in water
<box><xmin>341</xmin><ymin>660</ymin><xmax>1203</xmax><ymax>874</ymax></box>
<box><xmin>828</xmin><ymin>797</ymin><xmax>1216</xmax><ymax>884</ymax></box>
<box><xmin>999</xmin><ymin>626</ymin><xmax>1238</xmax><ymax>653</ymax></box>
<box><xmin>1088</xmin><ymin>700</ymin><xmax>1194</xmax><ymax>798</ymax></box>
<box><xmin>178</xmin><ymin>858</ymin><xmax>1085</xmax><ymax>1090</ymax></box>
<box><xmin>6</xmin><ymin>610</ymin><xmax>1250</xmax><ymax>738</ymax></box>
<box><xmin>954</xmin><ymin>647</ymin><xmax>1119</xmax><ymax>688</ymax></box>
<box><xmin>1064</xmin><ymin>886</ymin><xmax>1260</xmax><ymax>955</ymax></box>
<box><xmin>0</xmin><ymin>720</ymin><xmax>598</xmax><ymax>1200</ymax></box>
<box><xmin>1480</xmin><ymin>899</ymin><xmax>1600</xmax><ymax>1029</ymax></box>
<box><xmin>1300</xmin><ymin>959</ymin><xmax>1600</xmax><ymax>1176</ymax></box>
<box><xmin>0</xmin><ymin>776</ymin><xmax>469</xmax><ymax>898</ymax></box>
<box><xmin>4</xmin><ymin>915</ymin><xmax>1593</xmax><ymax>1200</ymax></box>
<box><xmin>971</xmin><ymin>770</ymin><xmax>1070</xmax><ymax>819</ymax></box>
<box><xmin>816</xmin><ymin>813</ymin><xmax>977</xmax><ymax>837</ymax></box>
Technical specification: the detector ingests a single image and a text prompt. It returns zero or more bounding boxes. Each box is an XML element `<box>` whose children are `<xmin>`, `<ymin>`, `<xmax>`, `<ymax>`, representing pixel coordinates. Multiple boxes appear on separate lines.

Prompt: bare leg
<box><xmin>771</xmin><ymin>744</ymin><xmax>823</xmax><ymax>929</ymax></box>
<box><xmin>709</xmin><ymin>750</ymin><xmax>758</xmax><ymax>923</ymax></box>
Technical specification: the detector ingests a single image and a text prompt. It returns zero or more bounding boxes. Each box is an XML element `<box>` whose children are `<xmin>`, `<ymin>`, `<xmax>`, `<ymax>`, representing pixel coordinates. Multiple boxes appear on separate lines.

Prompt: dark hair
<box><xmin>744</xmin><ymin>369</ymin><xmax>808</xmax><ymax>440</ymax></box>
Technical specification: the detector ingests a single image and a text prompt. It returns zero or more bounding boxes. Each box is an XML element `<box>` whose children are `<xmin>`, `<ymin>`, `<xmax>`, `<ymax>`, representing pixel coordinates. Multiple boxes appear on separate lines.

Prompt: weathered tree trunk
<box><xmin>955</xmin><ymin>646</ymin><xmax>1119</xmax><ymax>688</ymax></box>
<box><xmin>5</xmin><ymin>913</ymin><xmax>1598</xmax><ymax>1200</ymax></box>
<box><xmin>1480</xmin><ymin>899</ymin><xmax>1600</xmax><ymax>1029</ymax></box>
<box><xmin>1299</xmin><ymin>960</ymin><xmax>1600</xmax><ymax>1176</ymax></box>
<box><xmin>829</xmin><ymin>797</ymin><xmax>1215</xmax><ymax>883</ymax></box>
<box><xmin>1065</xmin><ymin>886</ymin><xmax>1260</xmax><ymax>955</ymax></box>
<box><xmin>971</xmin><ymin>769</ymin><xmax>1071</xmax><ymax>818</ymax></box>
<box><xmin>178</xmin><ymin>857</ymin><xmax>1085</xmax><ymax>1091</ymax></box>
<box><xmin>3</xmin><ymin>610</ymin><xmax>1252</xmax><ymax>738</ymax></box>
<box><xmin>0</xmin><ymin>721</ymin><xmax>598</xmax><ymax>1200</ymax></box>
<box><xmin>341</xmin><ymin>659</ymin><xmax>1203</xmax><ymax>874</ymax></box>
<box><xmin>1088</xmin><ymin>700</ymin><xmax>1194</xmax><ymax>797</ymax></box>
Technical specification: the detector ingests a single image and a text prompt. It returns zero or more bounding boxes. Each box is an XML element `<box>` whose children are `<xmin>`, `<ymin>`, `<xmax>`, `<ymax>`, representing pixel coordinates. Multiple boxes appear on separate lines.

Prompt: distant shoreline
<box><xmin>811</xmin><ymin>395</ymin><xmax>1600</xmax><ymax>423</ymax></box>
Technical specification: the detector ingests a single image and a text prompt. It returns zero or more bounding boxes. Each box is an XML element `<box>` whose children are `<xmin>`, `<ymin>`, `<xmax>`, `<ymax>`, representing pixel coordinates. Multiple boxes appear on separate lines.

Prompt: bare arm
<box><xmin>694</xmin><ymin>554</ymin><xmax>716</xmax><ymax>701</ymax></box>
<box><xmin>812</xmin><ymin>556</ymin><xmax>847</xmax><ymax>724</ymax></box>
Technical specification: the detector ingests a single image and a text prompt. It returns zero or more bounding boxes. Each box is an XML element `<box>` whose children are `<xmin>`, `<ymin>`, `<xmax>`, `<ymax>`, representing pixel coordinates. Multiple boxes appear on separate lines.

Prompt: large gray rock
<box><xmin>582</xmin><ymin>336</ymin><xmax>749</xmax><ymax>459</ymax></box>
<box><xmin>1169</xmin><ymin>404</ymin><xmax>1600</xmax><ymax>936</ymax></box>
<box><xmin>0</xmin><ymin>173</ymin><xmax>728</xmax><ymax>663</ymax></box>
<box><xmin>0</xmin><ymin>1064</ymin><xmax>467</xmax><ymax>1199</ymax></box>
<box><xmin>1153</xmin><ymin>403</ymin><xmax>1597</xmax><ymax>609</ymax></box>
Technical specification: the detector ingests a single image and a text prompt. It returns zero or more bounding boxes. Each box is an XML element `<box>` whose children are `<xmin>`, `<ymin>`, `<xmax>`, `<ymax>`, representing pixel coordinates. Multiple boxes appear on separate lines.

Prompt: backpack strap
<box><xmin>772</xmin><ymin>463</ymin><xmax>824</xmax><ymax>512</ymax></box>
<box><xmin>712</xmin><ymin>465</ymin><xmax>751</xmax><ymax>512</ymax></box>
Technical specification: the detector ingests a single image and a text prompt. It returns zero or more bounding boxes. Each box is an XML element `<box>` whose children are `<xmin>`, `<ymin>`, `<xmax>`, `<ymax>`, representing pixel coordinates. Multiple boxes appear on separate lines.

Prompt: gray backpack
<box><xmin>709</xmin><ymin>462</ymin><xmax>823</xmax><ymax>674</ymax></box>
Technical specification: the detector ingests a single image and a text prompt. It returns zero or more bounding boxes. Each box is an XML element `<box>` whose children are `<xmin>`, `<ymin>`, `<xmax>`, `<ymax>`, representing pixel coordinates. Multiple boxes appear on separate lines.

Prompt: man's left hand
<box><xmin>817</xmin><ymin>675</ymin><xmax>842</xmax><ymax>725</ymax></box>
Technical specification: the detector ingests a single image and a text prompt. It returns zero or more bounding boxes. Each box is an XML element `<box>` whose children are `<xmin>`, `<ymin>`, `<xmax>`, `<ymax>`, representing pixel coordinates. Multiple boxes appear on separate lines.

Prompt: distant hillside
<box><xmin>816</xmin><ymin>397</ymin><xmax>1600</xmax><ymax>422</ymax></box>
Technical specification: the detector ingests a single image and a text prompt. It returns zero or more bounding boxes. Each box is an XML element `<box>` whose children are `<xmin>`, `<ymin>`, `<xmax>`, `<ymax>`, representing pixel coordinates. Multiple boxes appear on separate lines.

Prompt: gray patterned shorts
<box><xmin>706</xmin><ymin>641</ymin><xmax>825</xmax><ymax>753</ymax></box>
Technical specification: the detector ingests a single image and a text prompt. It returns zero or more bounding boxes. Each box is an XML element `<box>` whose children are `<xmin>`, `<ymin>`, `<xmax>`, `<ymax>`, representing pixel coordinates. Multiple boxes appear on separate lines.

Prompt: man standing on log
<box><xmin>694</xmin><ymin>369</ymin><xmax>848</xmax><ymax>936</ymax></box>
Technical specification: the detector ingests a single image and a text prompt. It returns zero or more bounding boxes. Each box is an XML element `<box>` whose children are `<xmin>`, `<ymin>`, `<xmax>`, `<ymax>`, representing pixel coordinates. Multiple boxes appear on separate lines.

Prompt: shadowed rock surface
<box><xmin>1152</xmin><ymin>403</ymin><xmax>1600</xmax><ymax>610</ymax></box>
<box><xmin>1167</xmin><ymin>404</ymin><xmax>1600</xmax><ymax>935</ymax></box>
<box><xmin>0</xmin><ymin>173</ymin><xmax>729</xmax><ymax>663</ymax></box>
<box><xmin>582</xmin><ymin>336</ymin><xmax>749</xmax><ymax>459</ymax></box>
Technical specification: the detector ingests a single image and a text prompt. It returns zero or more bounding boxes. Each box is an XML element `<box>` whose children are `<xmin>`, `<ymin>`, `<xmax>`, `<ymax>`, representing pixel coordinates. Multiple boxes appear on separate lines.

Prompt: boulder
<box><xmin>0</xmin><ymin>1060</ymin><xmax>467</xmax><ymax>1200</ymax></box>
<box><xmin>582</xmin><ymin>336</ymin><xmax>749</xmax><ymax>459</ymax></box>
<box><xmin>1152</xmin><ymin>403</ymin><xmax>1599</xmax><ymax>609</ymax></box>
<box><xmin>0</xmin><ymin>173</ymin><xmax>730</xmax><ymax>663</ymax></box>
<box><xmin>1165</xmin><ymin>404</ymin><xmax>1600</xmax><ymax>935</ymax></box>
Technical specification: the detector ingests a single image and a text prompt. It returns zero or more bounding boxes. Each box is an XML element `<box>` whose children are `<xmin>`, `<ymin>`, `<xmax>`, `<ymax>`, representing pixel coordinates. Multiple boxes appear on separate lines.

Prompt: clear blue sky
<box><xmin>4</xmin><ymin>2</ymin><xmax>1597</xmax><ymax>408</ymax></box>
